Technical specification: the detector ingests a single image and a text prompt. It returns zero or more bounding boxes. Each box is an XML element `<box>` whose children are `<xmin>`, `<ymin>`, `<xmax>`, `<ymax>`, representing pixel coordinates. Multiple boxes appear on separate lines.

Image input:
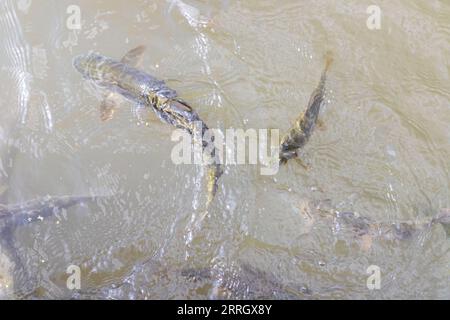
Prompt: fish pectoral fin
<box><xmin>98</xmin><ymin>45</ymin><xmax>146</xmax><ymax>122</ymax></box>
<box><xmin>359</xmin><ymin>234</ymin><xmax>373</xmax><ymax>252</ymax></box>
<box><xmin>316</xmin><ymin>119</ymin><xmax>326</xmax><ymax>131</ymax></box>
<box><xmin>100</xmin><ymin>92</ymin><xmax>121</xmax><ymax>121</ymax></box>
<box><xmin>294</xmin><ymin>156</ymin><xmax>310</xmax><ymax>170</ymax></box>
<box><xmin>120</xmin><ymin>45</ymin><xmax>146</xmax><ymax>67</ymax></box>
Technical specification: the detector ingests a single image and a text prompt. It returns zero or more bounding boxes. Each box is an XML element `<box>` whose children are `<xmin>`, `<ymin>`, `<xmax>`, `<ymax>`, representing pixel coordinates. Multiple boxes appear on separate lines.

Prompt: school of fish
<box><xmin>0</xmin><ymin>46</ymin><xmax>448</xmax><ymax>299</ymax></box>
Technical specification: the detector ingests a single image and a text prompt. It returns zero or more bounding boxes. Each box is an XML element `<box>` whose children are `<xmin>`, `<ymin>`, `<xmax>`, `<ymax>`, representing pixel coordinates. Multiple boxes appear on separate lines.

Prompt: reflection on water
<box><xmin>0</xmin><ymin>0</ymin><xmax>449</xmax><ymax>299</ymax></box>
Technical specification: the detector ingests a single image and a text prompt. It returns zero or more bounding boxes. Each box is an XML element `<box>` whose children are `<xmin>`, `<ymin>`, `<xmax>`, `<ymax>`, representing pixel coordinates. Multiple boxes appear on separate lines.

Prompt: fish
<box><xmin>0</xmin><ymin>195</ymin><xmax>102</xmax><ymax>298</ymax></box>
<box><xmin>73</xmin><ymin>48</ymin><xmax>199</xmax><ymax>132</ymax></box>
<box><xmin>0</xmin><ymin>195</ymin><xmax>102</xmax><ymax>228</ymax></box>
<box><xmin>68</xmin><ymin>258</ymin><xmax>311</xmax><ymax>299</ymax></box>
<box><xmin>73</xmin><ymin>47</ymin><xmax>223</xmax><ymax>206</ymax></box>
<box><xmin>336</xmin><ymin>210</ymin><xmax>450</xmax><ymax>240</ymax></box>
<box><xmin>279</xmin><ymin>52</ymin><xmax>333</xmax><ymax>165</ymax></box>
<box><xmin>181</xmin><ymin>262</ymin><xmax>312</xmax><ymax>299</ymax></box>
<box><xmin>99</xmin><ymin>45</ymin><xmax>146</xmax><ymax>121</ymax></box>
<box><xmin>317</xmin><ymin>208</ymin><xmax>450</xmax><ymax>251</ymax></box>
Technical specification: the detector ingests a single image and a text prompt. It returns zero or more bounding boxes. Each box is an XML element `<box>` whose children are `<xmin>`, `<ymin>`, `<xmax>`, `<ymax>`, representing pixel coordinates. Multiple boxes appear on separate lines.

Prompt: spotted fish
<box><xmin>73</xmin><ymin>47</ymin><xmax>223</xmax><ymax>206</ymax></box>
<box><xmin>279</xmin><ymin>52</ymin><xmax>333</xmax><ymax>165</ymax></box>
<box><xmin>318</xmin><ymin>208</ymin><xmax>450</xmax><ymax>251</ymax></box>
<box><xmin>0</xmin><ymin>195</ymin><xmax>101</xmax><ymax>227</ymax></box>
<box><xmin>98</xmin><ymin>45</ymin><xmax>146</xmax><ymax>121</ymax></box>
<box><xmin>0</xmin><ymin>195</ymin><xmax>101</xmax><ymax>298</ymax></box>
<box><xmin>181</xmin><ymin>262</ymin><xmax>312</xmax><ymax>299</ymax></box>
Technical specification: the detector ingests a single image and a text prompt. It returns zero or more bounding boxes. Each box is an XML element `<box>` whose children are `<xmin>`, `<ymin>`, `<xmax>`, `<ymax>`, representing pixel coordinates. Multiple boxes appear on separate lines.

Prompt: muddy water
<box><xmin>0</xmin><ymin>0</ymin><xmax>449</xmax><ymax>299</ymax></box>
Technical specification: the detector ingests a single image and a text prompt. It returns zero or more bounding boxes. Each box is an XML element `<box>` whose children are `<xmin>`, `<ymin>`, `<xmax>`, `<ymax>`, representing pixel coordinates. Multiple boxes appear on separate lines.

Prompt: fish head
<box><xmin>73</xmin><ymin>53</ymin><xmax>108</xmax><ymax>82</ymax></box>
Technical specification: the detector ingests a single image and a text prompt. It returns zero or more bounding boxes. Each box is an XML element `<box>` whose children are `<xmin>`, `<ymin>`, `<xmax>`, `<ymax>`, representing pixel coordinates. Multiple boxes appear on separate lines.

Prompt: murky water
<box><xmin>0</xmin><ymin>0</ymin><xmax>449</xmax><ymax>299</ymax></box>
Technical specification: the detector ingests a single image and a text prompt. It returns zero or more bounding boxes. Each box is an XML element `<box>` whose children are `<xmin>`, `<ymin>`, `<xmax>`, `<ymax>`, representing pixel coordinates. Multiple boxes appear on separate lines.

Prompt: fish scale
<box><xmin>73</xmin><ymin>47</ymin><xmax>223</xmax><ymax>210</ymax></box>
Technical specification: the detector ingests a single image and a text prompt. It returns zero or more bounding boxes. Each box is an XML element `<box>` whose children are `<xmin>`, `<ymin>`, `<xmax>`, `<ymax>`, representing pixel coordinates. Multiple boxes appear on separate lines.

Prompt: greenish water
<box><xmin>0</xmin><ymin>0</ymin><xmax>449</xmax><ymax>299</ymax></box>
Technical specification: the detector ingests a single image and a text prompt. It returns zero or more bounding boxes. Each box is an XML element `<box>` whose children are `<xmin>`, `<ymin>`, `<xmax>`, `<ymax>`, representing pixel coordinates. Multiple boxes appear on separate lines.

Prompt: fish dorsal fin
<box><xmin>171</xmin><ymin>99</ymin><xmax>193</xmax><ymax>112</ymax></box>
<box><xmin>120</xmin><ymin>45</ymin><xmax>146</xmax><ymax>67</ymax></box>
<box><xmin>99</xmin><ymin>45</ymin><xmax>147</xmax><ymax>121</ymax></box>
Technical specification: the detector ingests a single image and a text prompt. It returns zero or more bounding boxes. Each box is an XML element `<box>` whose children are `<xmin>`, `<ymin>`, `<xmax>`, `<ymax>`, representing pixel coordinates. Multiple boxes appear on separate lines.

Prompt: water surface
<box><xmin>0</xmin><ymin>0</ymin><xmax>449</xmax><ymax>299</ymax></box>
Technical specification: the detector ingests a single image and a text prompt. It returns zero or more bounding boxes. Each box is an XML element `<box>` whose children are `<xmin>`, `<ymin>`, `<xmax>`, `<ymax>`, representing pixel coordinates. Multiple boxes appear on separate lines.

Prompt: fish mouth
<box><xmin>72</xmin><ymin>54</ymin><xmax>88</xmax><ymax>75</ymax></box>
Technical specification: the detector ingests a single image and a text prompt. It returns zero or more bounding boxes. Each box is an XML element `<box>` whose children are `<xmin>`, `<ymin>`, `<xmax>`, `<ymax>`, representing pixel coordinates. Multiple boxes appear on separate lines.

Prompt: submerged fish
<box><xmin>70</xmin><ymin>258</ymin><xmax>311</xmax><ymax>299</ymax></box>
<box><xmin>0</xmin><ymin>195</ymin><xmax>101</xmax><ymax>228</ymax></box>
<box><xmin>181</xmin><ymin>262</ymin><xmax>311</xmax><ymax>299</ymax></box>
<box><xmin>279</xmin><ymin>53</ymin><xmax>333</xmax><ymax>165</ymax></box>
<box><xmin>0</xmin><ymin>195</ymin><xmax>101</xmax><ymax>298</ymax></box>
<box><xmin>98</xmin><ymin>45</ymin><xmax>147</xmax><ymax>121</ymax></box>
<box><xmin>319</xmin><ymin>208</ymin><xmax>450</xmax><ymax>251</ymax></box>
<box><xmin>73</xmin><ymin>47</ymin><xmax>223</xmax><ymax>206</ymax></box>
<box><xmin>337</xmin><ymin>209</ymin><xmax>450</xmax><ymax>239</ymax></box>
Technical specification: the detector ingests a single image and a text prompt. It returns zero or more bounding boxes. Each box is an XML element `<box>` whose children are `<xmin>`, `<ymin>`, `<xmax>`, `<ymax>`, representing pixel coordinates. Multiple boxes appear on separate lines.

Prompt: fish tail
<box><xmin>324</xmin><ymin>50</ymin><xmax>334</xmax><ymax>72</ymax></box>
<box><xmin>206</xmin><ymin>163</ymin><xmax>222</xmax><ymax>208</ymax></box>
<box><xmin>186</xmin><ymin>165</ymin><xmax>222</xmax><ymax>238</ymax></box>
<box><xmin>300</xmin><ymin>52</ymin><xmax>333</xmax><ymax>134</ymax></box>
<box><xmin>278</xmin><ymin>52</ymin><xmax>334</xmax><ymax>165</ymax></box>
<box><xmin>318</xmin><ymin>51</ymin><xmax>333</xmax><ymax>88</ymax></box>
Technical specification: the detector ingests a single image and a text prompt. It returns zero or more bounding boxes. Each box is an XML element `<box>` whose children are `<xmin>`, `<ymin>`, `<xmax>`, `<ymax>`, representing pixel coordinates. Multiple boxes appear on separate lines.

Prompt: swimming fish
<box><xmin>0</xmin><ymin>195</ymin><xmax>102</xmax><ymax>298</ymax></box>
<box><xmin>98</xmin><ymin>45</ymin><xmax>146</xmax><ymax>121</ymax></box>
<box><xmin>0</xmin><ymin>195</ymin><xmax>101</xmax><ymax>228</ymax></box>
<box><xmin>181</xmin><ymin>262</ymin><xmax>311</xmax><ymax>299</ymax></box>
<box><xmin>279</xmin><ymin>52</ymin><xmax>333</xmax><ymax>165</ymax></box>
<box><xmin>319</xmin><ymin>208</ymin><xmax>450</xmax><ymax>251</ymax></box>
<box><xmin>73</xmin><ymin>47</ymin><xmax>223</xmax><ymax>206</ymax></box>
